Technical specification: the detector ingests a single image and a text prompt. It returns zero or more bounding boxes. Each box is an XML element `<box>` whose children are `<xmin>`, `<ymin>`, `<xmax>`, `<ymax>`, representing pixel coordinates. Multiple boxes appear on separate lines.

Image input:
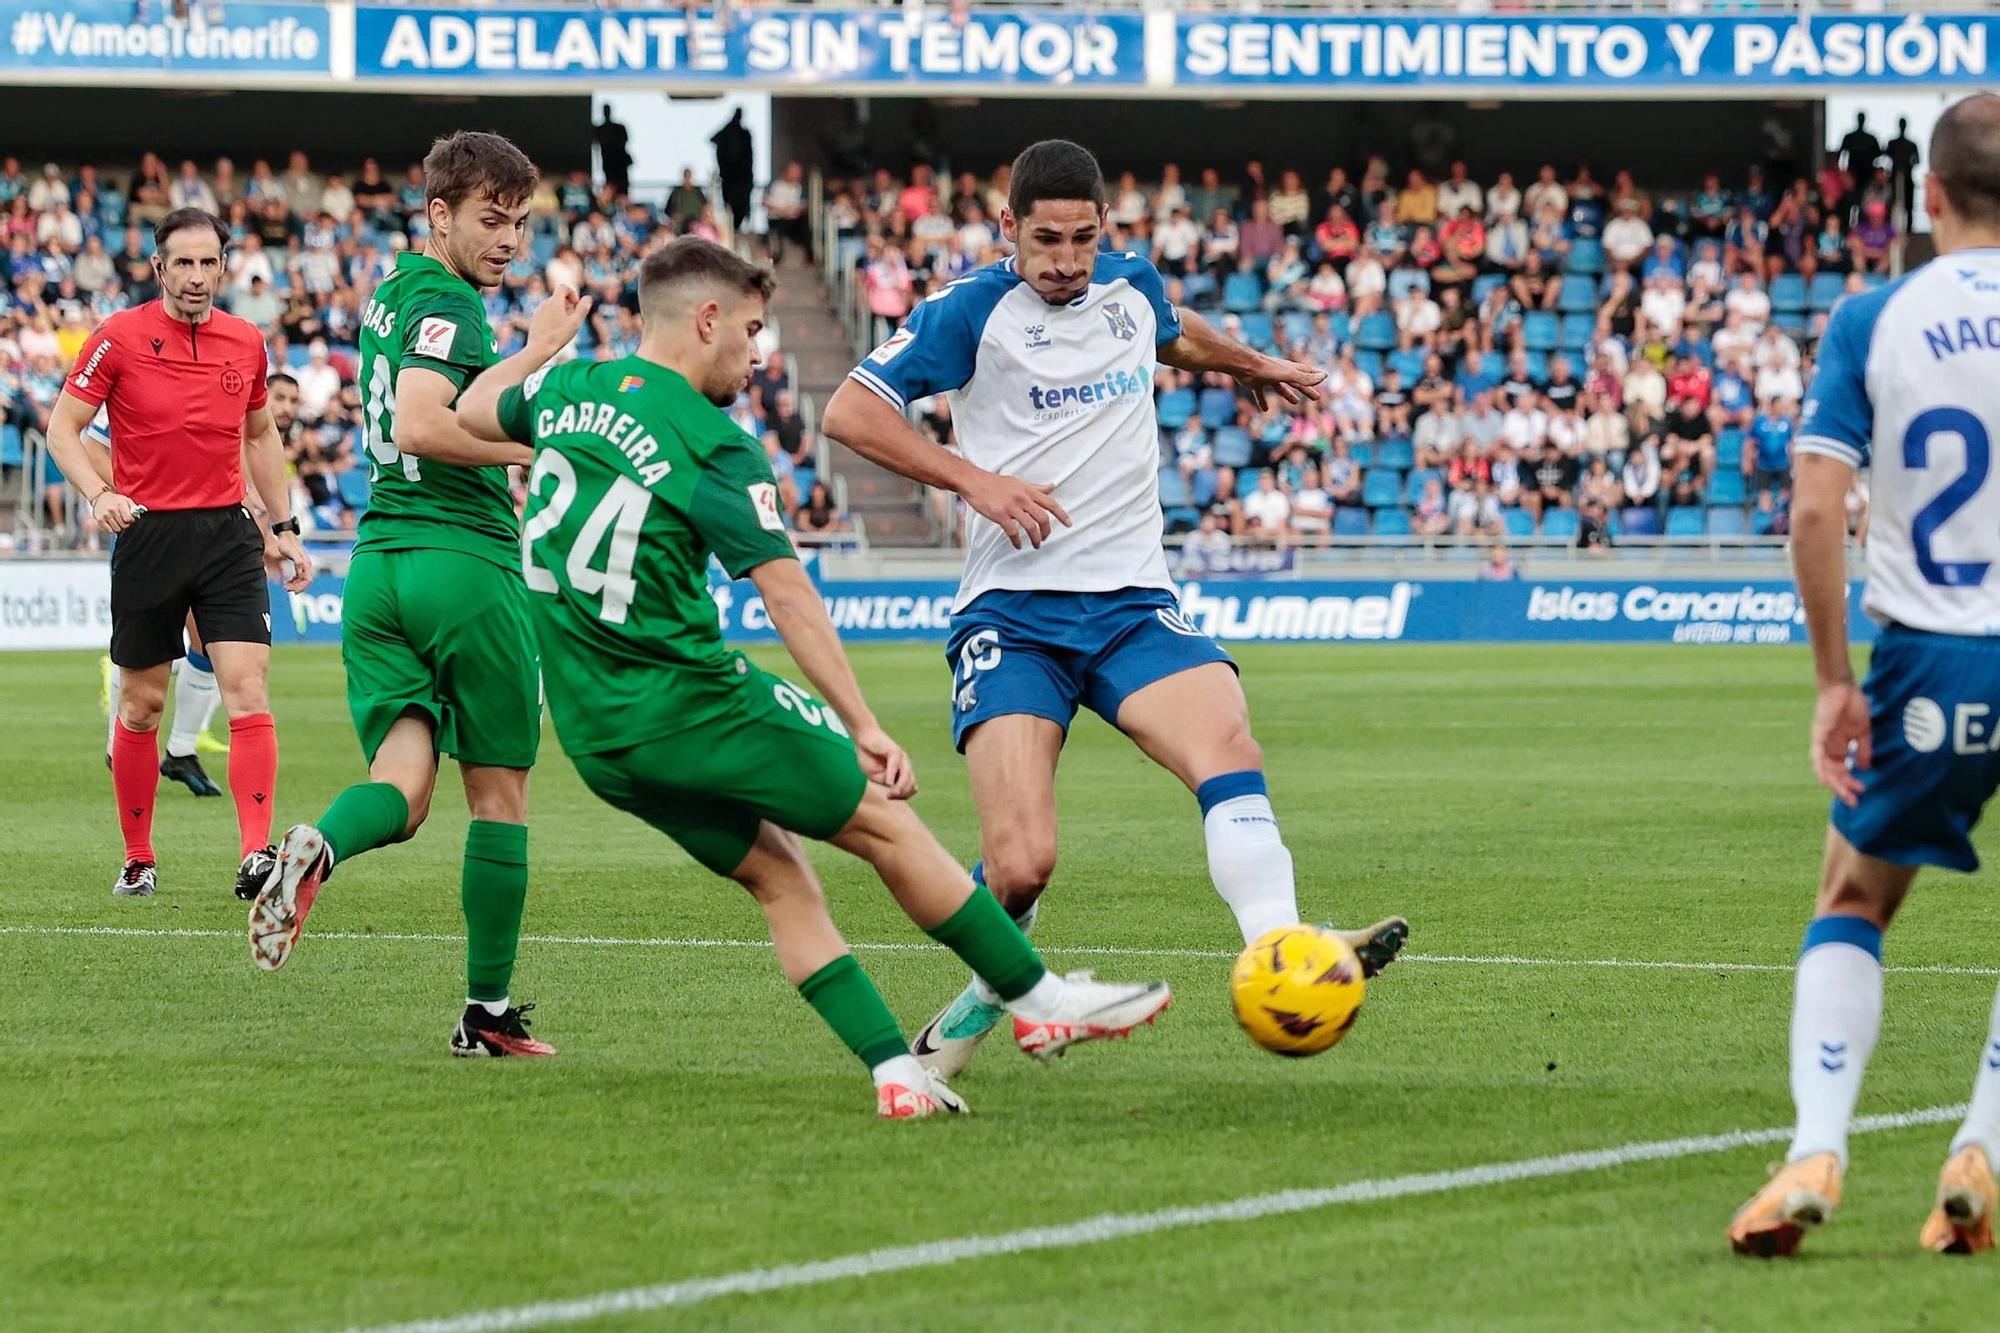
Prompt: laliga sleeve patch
<box><xmin>748</xmin><ymin>482</ymin><xmax>785</xmax><ymax>531</ymax></box>
<box><xmin>523</xmin><ymin>364</ymin><xmax>551</xmax><ymax>399</ymax></box>
<box><xmin>867</xmin><ymin>328</ymin><xmax>914</xmax><ymax>365</ymax></box>
<box><xmin>414</xmin><ymin>316</ymin><xmax>459</xmax><ymax>361</ymax></box>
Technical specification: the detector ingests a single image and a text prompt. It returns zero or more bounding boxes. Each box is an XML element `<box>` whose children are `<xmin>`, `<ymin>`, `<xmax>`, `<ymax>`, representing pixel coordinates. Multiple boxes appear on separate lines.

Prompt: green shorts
<box><xmin>341</xmin><ymin>548</ymin><xmax>541</xmax><ymax>769</ymax></box>
<box><xmin>566</xmin><ymin>666</ymin><xmax>868</xmax><ymax>876</ymax></box>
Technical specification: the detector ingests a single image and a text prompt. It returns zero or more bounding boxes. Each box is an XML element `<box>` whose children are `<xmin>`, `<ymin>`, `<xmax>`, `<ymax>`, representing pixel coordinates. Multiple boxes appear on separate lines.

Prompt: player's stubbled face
<box><xmin>155</xmin><ymin>228</ymin><xmax>223</xmax><ymax>319</ymax></box>
<box><xmin>442</xmin><ymin>188</ymin><xmax>531</xmax><ymax>289</ymax></box>
<box><xmin>701</xmin><ymin>294</ymin><xmax>766</xmax><ymax>406</ymax></box>
<box><xmin>1009</xmin><ymin>199</ymin><xmax>1104</xmax><ymax>305</ymax></box>
<box><xmin>266</xmin><ymin>379</ymin><xmax>300</xmax><ymax>432</ymax></box>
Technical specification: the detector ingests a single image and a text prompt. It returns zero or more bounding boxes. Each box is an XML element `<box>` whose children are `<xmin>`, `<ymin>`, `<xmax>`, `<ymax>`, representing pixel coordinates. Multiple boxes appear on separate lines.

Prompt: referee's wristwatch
<box><xmin>269</xmin><ymin>517</ymin><xmax>301</xmax><ymax>537</ymax></box>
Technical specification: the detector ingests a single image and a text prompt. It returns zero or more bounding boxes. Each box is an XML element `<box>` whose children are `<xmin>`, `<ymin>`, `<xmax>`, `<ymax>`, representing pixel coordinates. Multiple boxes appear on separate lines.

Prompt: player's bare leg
<box><xmin>1116</xmin><ymin>662</ymin><xmax>1409</xmax><ymax>971</ymax></box>
<box><xmin>909</xmin><ymin>715</ymin><xmax>1062</xmax><ymax>1077</ymax></box>
<box><xmin>1730</xmin><ymin>831</ymin><xmax>1915</xmax><ymax>1256</ymax></box>
<box><xmin>449</xmin><ymin>763</ymin><xmax>549</xmax><ymax>1056</ymax></box>
<box><xmin>833</xmin><ymin>781</ymin><xmax>1169</xmax><ymax>1065</ymax></box>
<box><xmin>728</xmin><ymin>821</ymin><xmax>963</xmax><ymax>1118</ymax></box>
<box><xmin>252</xmin><ymin>715</ymin><xmax>437</xmax><ymax>970</ymax></box>
<box><xmin>109</xmin><ymin>661</ymin><xmax>170</xmax><ymax>896</ymax></box>
<box><xmin>206</xmin><ymin>639</ymin><xmax>282</xmax><ymax>899</ymax></box>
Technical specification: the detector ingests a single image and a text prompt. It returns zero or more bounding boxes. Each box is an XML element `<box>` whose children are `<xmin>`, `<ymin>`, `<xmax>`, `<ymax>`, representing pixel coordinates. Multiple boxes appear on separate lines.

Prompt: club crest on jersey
<box><xmin>1101</xmin><ymin>302</ymin><xmax>1137</xmax><ymax>342</ymax></box>
<box><xmin>414</xmin><ymin>317</ymin><xmax>457</xmax><ymax>360</ymax></box>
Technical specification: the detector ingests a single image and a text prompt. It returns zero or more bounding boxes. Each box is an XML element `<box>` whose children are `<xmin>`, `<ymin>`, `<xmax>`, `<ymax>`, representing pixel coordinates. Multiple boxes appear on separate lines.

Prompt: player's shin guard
<box><xmin>1949</xmin><ymin>980</ymin><xmax>2000</xmax><ymax>1166</ymax></box>
<box><xmin>925</xmin><ymin>886</ymin><xmax>1047</xmax><ymax>1003</ymax></box>
<box><xmin>1787</xmin><ymin>915</ymin><xmax>1884</xmax><ymax>1167</ymax></box>
<box><xmin>316</xmin><ymin>781</ymin><xmax>412</xmax><ymax>870</ymax></box>
<box><xmin>167</xmin><ymin>653</ymin><xmax>220</xmax><ymax>759</ymax></box>
<box><xmin>462</xmin><ymin>821</ymin><xmax>529</xmax><ymax>1006</ymax></box>
<box><xmin>799</xmin><ymin>955</ymin><xmax>910</xmax><ymax>1070</ymax></box>
<box><xmin>1197</xmin><ymin>771</ymin><xmax>1300</xmax><ymax>945</ymax></box>
<box><xmin>111</xmin><ymin>718</ymin><xmax>160</xmax><ymax>863</ymax></box>
<box><xmin>226</xmin><ymin>713</ymin><xmax>278</xmax><ymax>856</ymax></box>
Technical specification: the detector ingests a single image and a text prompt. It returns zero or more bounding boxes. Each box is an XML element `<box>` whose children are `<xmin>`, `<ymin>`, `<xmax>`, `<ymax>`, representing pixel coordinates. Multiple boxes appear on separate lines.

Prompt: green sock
<box><xmin>317</xmin><ymin>781</ymin><xmax>410</xmax><ymax>866</ymax></box>
<box><xmin>462</xmin><ymin>820</ymin><xmax>529</xmax><ymax>1004</ymax></box>
<box><xmin>925</xmin><ymin>890</ymin><xmax>1047</xmax><ymax>1002</ymax></box>
<box><xmin>798</xmin><ymin>955</ymin><xmax>907</xmax><ymax>1069</ymax></box>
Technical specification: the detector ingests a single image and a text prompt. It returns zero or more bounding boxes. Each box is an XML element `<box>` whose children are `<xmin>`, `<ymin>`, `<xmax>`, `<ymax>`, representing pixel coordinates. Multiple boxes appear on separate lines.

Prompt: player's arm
<box><xmin>748</xmin><ymin>555</ymin><xmax>914</xmax><ymax>799</ymax></box>
<box><xmin>404</xmin><ymin>288</ymin><xmax>590</xmax><ymax>465</ymax></box>
<box><xmin>1159</xmin><ymin>305</ymin><xmax>1325</xmax><ymax>411</ymax></box>
<box><xmin>1792</xmin><ymin>299</ymin><xmax>1874</xmax><ymax>807</ymax></box>
<box><xmin>455</xmin><ymin>285</ymin><xmax>592</xmax><ymax>447</ymax></box>
<box><xmin>242</xmin><ymin>404</ymin><xmax>313</xmax><ymax>593</ymax></box>
<box><xmin>46</xmin><ymin>389</ymin><xmax>141</xmax><ymax>530</ymax></box>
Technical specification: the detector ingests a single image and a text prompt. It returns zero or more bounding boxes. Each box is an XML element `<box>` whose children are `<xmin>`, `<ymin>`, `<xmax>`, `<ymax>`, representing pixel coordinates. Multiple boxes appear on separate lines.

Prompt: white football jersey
<box><xmin>849</xmin><ymin>252</ymin><xmax>1180</xmax><ymax>612</ymax></box>
<box><xmin>1799</xmin><ymin>250</ymin><xmax>2000</xmax><ymax>636</ymax></box>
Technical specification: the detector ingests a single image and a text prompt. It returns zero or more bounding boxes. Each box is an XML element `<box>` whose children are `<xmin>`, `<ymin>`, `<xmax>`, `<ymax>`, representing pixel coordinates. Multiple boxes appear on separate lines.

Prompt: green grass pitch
<box><xmin>5</xmin><ymin>643</ymin><xmax>1998</xmax><ymax>1330</ymax></box>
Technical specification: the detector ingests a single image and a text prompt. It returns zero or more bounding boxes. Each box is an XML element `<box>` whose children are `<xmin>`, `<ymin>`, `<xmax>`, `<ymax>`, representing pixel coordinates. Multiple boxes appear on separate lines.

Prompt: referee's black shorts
<box><xmin>109</xmin><ymin>505</ymin><xmax>271</xmax><ymax>668</ymax></box>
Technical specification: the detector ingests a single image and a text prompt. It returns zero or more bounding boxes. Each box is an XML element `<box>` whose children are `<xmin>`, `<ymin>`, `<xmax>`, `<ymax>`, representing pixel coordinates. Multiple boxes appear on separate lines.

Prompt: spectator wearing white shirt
<box><xmin>1184</xmin><ymin>512</ymin><xmax>1233</xmax><ymax>563</ymax></box>
<box><xmin>1502</xmin><ymin>397</ymin><xmax>1550</xmax><ymax>451</ymax></box>
<box><xmin>169</xmin><ymin>161</ymin><xmax>218</xmax><ymax>214</ymax></box>
<box><xmin>1601</xmin><ymin>201</ymin><xmax>1654</xmax><ymax>269</ymax></box>
<box><xmin>1108</xmin><ymin>171</ymin><xmax>1149</xmax><ymax>229</ymax></box>
<box><xmin>1395</xmin><ymin>288</ymin><xmax>1442</xmax><ymax>349</ymax></box>
<box><xmin>1711</xmin><ymin>309</ymin><xmax>1756</xmax><ymax>366</ymax></box>
<box><xmin>1622</xmin><ymin>439</ymin><xmax>1661</xmax><ymax>508</ymax></box>
<box><xmin>1152</xmin><ymin>163</ymin><xmax>1188</xmax><ymax>223</ymax></box>
<box><xmin>229</xmin><ymin>233</ymin><xmax>275</xmax><ymax>295</ymax></box>
<box><xmin>27</xmin><ymin>163</ymin><xmax>69</xmax><ymax>212</ymax></box>
<box><xmin>1723</xmin><ymin>271</ymin><xmax>1771</xmax><ymax>331</ymax></box>
<box><xmin>1522</xmin><ymin>165</ymin><xmax>1568</xmax><ymax>223</ymax></box>
<box><xmin>296</xmin><ymin>339</ymin><xmax>342</xmax><ymax>421</ymax></box>
<box><xmin>1639</xmin><ymin>273</ymin><xmax>1687</xmax><ymax>342</ymax></box>
<box><xmin>1344</xmin><ymin>246</ymin><xmax>1387</xmax><ymax>319</ymax></box>
<box><xmin>1485</xmin><ymin>171</ymin><xmax>1521</xmax><ymax>226</ymax></box>
<box><xmin>1243</xmin><ymin>469</ymin><xmax>1292</xmax><ymax>538</ymax></box>
<box><xmin>1290</xmin><ymin>465</ymin><xmax>1334</xmax><ymax>544</ymax></box>
<box><xmin>1435</xmin><ymin>161</ymin><xmax>1483</xmax><ymax>222</ymax></box>
<box><xmin>1154</xmin><ymin>205</ymin><xmax>1201</xmax><ymax>277</ymax></box>
<box><xmin>1547</xmin><ymin>406</ymin><xmax>1588</xmax><ymax>456</ymax></box>
<box><xmin>1752</xmin><ymin>322</ymin><xmax>1800</xmax><ymax>376</ymax></box>
<box><xmin>35</xmin><ymin>203</ymin><xmax>81</xmax><ymax>249</ymax></box>
<box><xmin>320</xmin><ymin>174</ymin><xmax>355</xmax><ymax>223</ymax></box>
<box><xmin>1450</xmin><ymin>476</ymin><xmax>1503</xmax><ymax>537</ymax></box>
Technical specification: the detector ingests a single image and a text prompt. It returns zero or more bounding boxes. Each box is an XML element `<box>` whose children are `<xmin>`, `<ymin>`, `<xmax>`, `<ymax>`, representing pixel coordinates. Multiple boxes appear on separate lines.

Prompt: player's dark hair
<box><xmin>153</xmin><ymin>208</ymin><xmax>229</xmax><ymax>257</ymax></box>
<box><xmin>637</xmin><ymin>236</ymin><xmax>776</xmax><ymax>317</ymax></box>
<box><xmin>1006</xmin><ymin>140</ymin><xmax>1105</xmax><ymax>220</ymax></box>
<box><xmin>422</xmin><ymin>131</ymin><xmax>538</xmax><ymax>213</ymax></box>
<box><xmin>1930</xmin><ymin>94</ymin><xmax>2000</xmax><ymax>229</ymax></box>
<box><xmin>266</xmin><ymin>372</ymin><xmax>299</xmax><ymax>390</ymax></box>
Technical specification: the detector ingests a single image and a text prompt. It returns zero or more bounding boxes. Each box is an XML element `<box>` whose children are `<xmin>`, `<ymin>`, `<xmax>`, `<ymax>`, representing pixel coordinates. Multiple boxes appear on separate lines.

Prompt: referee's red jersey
<box><xmin>66</xmin><ymin>300</ymin><xmax>269</xmax><ymax>511</ymax></box>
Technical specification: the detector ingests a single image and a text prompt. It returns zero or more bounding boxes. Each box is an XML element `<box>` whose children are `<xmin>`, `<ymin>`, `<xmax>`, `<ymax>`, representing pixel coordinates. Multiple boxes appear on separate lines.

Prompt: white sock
<box><xmin>871</xmin><ymin>1052</ymin><xmax>928</xmax><ymax>1090</ymax></box>
<box><xmin>1949</xmin><ymin>981</ymin><xmax>2000</xmax><ymax>1164</ymax></box>
<box><xmin>968</xmin><ymin>896</ymin><xmax>1037</xmax><ymax>1007</ymax></box>
<box><xmin>1786</xmin><ymin>918</ymin><xmax>1885</xmax><ymax>1167</ymax></box>
<box><xmin>1199</xmin><ymin>775</ymin><xmax>1301</xmax><ymax>945</ymax></box>
<box><xmin>105</xmin><ymin>665</ymin><xmax>121</xmax><ymax>755</ymax></box>
<box><xmin>1004</xmin><ymin>970</ymin><xmax>1069</xmax><ymax>1023</ymax></box>
<box><xmin>167</xmin><ymin>659</ymin><xmax>220</xmax><ymax>758</ymax></box>
<box><xmin>471</xmin><ymin>996</ymin><xmax>510</xmax><ymax>1016</ymax></box>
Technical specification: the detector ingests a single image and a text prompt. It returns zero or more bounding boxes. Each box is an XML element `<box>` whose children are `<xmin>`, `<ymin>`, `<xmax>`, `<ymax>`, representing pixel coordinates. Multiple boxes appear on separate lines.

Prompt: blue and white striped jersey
<box><xmin>1800</xmin><ymin>249</ymin><xmax>2000</xmax><ymax>635</ymax></box>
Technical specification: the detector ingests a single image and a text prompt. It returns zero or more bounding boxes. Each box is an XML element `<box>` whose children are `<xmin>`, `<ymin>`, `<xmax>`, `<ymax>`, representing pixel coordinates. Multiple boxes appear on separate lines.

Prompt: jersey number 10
<box><xmin>522</xmin><ymin>451</ymin><xmax>652</xmax><ymax>624</ymax></box>
<box><xmin>1905</xmin><ymin>407</ymin><xmax>1993</xmax><ymax>589</ymax></box>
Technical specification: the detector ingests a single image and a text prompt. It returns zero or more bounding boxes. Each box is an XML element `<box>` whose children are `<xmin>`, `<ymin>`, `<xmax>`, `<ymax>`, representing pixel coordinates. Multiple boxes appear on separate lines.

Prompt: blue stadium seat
<box><xmin>1239</xmin><ymin>311</ymin><xmax>1276</xmax><ymax>350</ymax></box>
<box><xmin>0</xmin><ymin>424</ymin><xmax>19</xmax><ymax>467</ymax></box>
<box><xmin>1371</xmin><ymin>507</ymin><xmax>1412</xmax><ymax>536</ymax></box>
<box><xmin>1237</xmin><ymin>470</ymin><xmax>1262</xmax><ymax>499</ymax></box>
<box><xmin>532</xmin><ymin>233</ymin><xmax>559</xmax><ymax>265</ymax></box>
<box><xmin>1165</xmin><ymin>506</ymin><xmax>1201</xmax><ymax>534</ymax></box>
<box><xmin>1324</xmin><ymin>311</ymin><xmax>1351</xmax><ymax>345</ymax></box>
<box><xmin>1374</xmin><ymin>437</ymin><xmax>1415</xmax><ymax>471</ymax></box>
<box><xmin>1619</xmin><ymin>506</ymin><xmax>1660</xmax><ymax>536</ymax></box>
<box><xmin>287</xmin><ymin>345</ymin><xmax>310</xmax><ymax>370</ymax></box>
<box><xmin>1356</xmin><ymin>312</ymin><xmax>1398</xmax><ymax>351</ymax></box>
<box><xmin>1752</xmin><ymin>506</ymin><xmax>1780</xmax><ymax>536</ymax></box>
<box><xmin>1707</xmin><ymin>470</ymin><xmax>1746</xmax><ymax>506</ymax></box>
<box><xmin>1471</xmin><ymin>274</ymin><xmax>1507</xmax><ymax>306</ymax></box>
<box><xmin>1864</xmin><ymin>272</ymin><xmax>1889</xmax><ymax>290</ymax></box>
<box><xmin>1498</xmin><ymin>507</ymin><xmax>1532</xmax><ymax>538</ymax></box>
<box><xmin>1717</xmin><ymin>429</ymin><xmax>1745</xmax><ymax>471</ymax></box>
<box><xmin>1769</xmin><ymin>273</ymin><xmax>1807</xmax><ymax>315</ymax></box>
<box><xmin>1405</xmin><ymin>467</ymin><xmax>1443</xmax><ymax>505</ymax></box>
<box><xmin>1557</xmin><ymin>280</ymin><xmax>1599</xmax><ymax>315</ymax></box>
<box><xmin>1349</xmin><ymin>441</ymin><xmax>1374</xmax><ymax>468</ymax></box>
<box><xmin>1222</xmin><ymin>271</ymin><xmax>1265</xmax><ymax>314</ymax></box>
<box><xmin>1157</xmin><ymin>468</ymin><xmax>1193</xmax><ymax>508</ymax></box>
<box><xmin>1540</xmin><ymin>508</ymin><xmax>1580</xmax><ymax>540</ymax></box>
<box><xmin>1280</xmin><ymin>311</ymin><xmax>1313</xmax><ymax>345</ymax></box>
<box><xmin>1706</xmin><ymin>507</ymin><xmax>1749</xmax><ymax>537</ymax></box>
<box><xmin>1808</xmin><ymin>272</ymin><xmax>1847</xmax><ymax>312</ymax></box>
<box><xmin>1567</xmin><ymin>238</ymin><xmax>1605</xmax><ymax>275</ymax></box>
<box><xmin>1354</xmin><ymin>349</ymin><xmax>1385</xmax><ymax>383</ymax></box>
<box><xmin>1192</xmin><ymin>468</ymin><xmax>1218</xmax><ymax>508</ymax></box>
<box><xmin>1182</xmin><ymin>271</ymin><xmax>1219</xmax><ymax>307</ymax></box>
<box><xmin>1258</xmin><ymin>414</ymin><xmax>1289</xmax><ymax>448</ymax></box>
<box><xmin>1388</xmin><ymin>349</ymin><xmax>1426</xmax><ymax>383</ymax></box>
<box><xmin>1156</xmin><ymin>387</ymin><xmax>1196</xmax><ymax>430</ymax></box>
<box><xmin>1524</xmin><ymin>351</ymin><xmax>1549</xmax><ymax>382</ymax></box>
<box><xmin>1212</xmin><ymin>427</ymin><xmax>1253</xmax><ymax>469</ymax></box>
<box><xmin>1333</xmin><ymin>507</ymin><xmax>1370</xmax><ymax>538</ymax></box>
<box><xmin>1773</xmin><ymin>314</ymin><xmax>1812</xmax><ymax>342</ymax></box>
<box><xmin>1362</xmin><ymin>470</ymin><xmax>1404</xmax><ymax>508</ymax></box>
<box><xmin>1559</xmin><ymin>313</ymin><xmax>1596</xmax><ymax>351</ymax></box>
<box><xmin>337</xmin><ymin>470</ymin><xmax>371</xmax><ymax>510</ymax></box>
<box><xmin>1665</xmin><ymin>507</ymin><xmax>1706</xmax><ymax>538</ymax></box>
<box><xmin>1198</xmin><ymin>387</ymin><xmax>1237</xmax><ymax>430</ymax></box>
<box><xmin>1522</xmin><ymin>311</ymin><xmax>1560</xmax><ymax>352</ymax></box>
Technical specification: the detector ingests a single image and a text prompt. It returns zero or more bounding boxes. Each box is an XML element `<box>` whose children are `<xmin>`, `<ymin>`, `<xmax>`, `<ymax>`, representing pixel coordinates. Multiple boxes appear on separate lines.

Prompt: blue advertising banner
<box><xmin>353</xmin><ymin>6</ymin><xmax>1145</xmax><ymax>86</ymax></box>
<box><xmin>0</xmin><ymin>1</ymin><xmax>328</xmax><ymax>75</ymax></box>
<box><xmin>1177</xmin><ymin>14</ymin><xmax>1994</xmax><ymax>90</ymax></box>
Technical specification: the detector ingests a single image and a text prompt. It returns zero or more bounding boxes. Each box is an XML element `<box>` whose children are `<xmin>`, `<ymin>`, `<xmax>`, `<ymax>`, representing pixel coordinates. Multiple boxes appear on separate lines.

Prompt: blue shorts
<box><xmin>944</xmin><ymin>587</ymin><xmax>1234</xmax><ymax>752</ymax></box>
<box><xmin>1833</xmin><ymin>625</ymin><xmax>2000</xmax><ymax>872</ymax></box>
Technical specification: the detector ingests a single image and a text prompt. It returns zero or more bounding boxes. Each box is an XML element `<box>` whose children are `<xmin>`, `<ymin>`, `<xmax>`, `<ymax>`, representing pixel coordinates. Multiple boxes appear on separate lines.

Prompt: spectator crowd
<box><xmin>0</xmin><ymin>148</ymin><xmax>845</xmax><ymax>546</ymax></box>
<box><xmin>827</xmin><ymin>145</ymin><xmax>1893</xmax><ymax>549</ymax></box>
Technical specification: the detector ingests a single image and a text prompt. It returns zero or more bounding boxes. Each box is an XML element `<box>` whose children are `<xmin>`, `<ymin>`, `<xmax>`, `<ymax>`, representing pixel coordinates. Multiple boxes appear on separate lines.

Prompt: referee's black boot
<box><xmin>160</xmin><ymin>751</ymin><xmax>222</xmax><ymax>798</ymax></box>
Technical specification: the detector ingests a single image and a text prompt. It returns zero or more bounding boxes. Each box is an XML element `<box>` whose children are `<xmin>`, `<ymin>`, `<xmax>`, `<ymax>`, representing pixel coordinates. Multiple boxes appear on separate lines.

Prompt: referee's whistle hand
<box><xmin>270</xmin><ymin>532</ymin><xmax>314</xmax><ymax>593</ymax></box>
<box><xmin>90</xmin><ymin>492</ymin><xmax>141</xmax><ymax>532</ymax></box>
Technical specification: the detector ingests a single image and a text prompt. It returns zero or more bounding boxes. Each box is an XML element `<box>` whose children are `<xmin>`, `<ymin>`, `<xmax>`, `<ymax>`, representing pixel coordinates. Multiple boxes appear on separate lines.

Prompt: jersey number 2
<box><xmin>1903</xmin><ymin>407</ymin><xmax>1993</xmax><ymax>588</ymax></box>
<box><xmin>522</xmin><ymin>452</ymin><xmax>651</xmax><ymax>624</ymax></box>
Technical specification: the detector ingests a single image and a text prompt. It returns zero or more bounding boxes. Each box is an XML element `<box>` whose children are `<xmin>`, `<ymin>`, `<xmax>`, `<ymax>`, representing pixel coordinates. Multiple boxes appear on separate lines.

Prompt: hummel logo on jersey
<box><xmin>1027</xmin><ymin>368</ymin><xmax>1147</xmax><ymax>417</ymax></box>
<box><xmin>1023</xmin><ymin>324</ymin><xmax>1051</xmax><ymax>350</ymax></box>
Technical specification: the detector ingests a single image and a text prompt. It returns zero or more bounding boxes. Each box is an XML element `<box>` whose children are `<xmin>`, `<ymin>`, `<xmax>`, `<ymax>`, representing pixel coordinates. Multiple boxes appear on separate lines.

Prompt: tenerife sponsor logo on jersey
<box><xmin>536</xmin><ymin>400</ymin><xmax>674</xmax><ymax>485</ymax></box>
<box><xmin>1026</xmin><ymin>366</ymin><xmax>1149</xmax><ymax>421</ymax></box>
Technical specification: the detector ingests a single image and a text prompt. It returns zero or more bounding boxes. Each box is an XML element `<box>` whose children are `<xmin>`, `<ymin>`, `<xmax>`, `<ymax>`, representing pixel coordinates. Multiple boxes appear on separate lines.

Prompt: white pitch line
<box><xmin>349</xmin><ymin>1103</ymin><xmax>1965</xmax><ymax>1333</ymax></box>
<box><xmin>4</xmin><ymin>924</ymin><xmax>1998</xmax><ymax>978</ymax></box>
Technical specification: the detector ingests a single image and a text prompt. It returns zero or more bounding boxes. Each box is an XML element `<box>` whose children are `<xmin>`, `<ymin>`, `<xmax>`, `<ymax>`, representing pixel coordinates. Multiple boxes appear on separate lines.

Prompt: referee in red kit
<box><xmin>46</xmin><ymin>208</ymin><xmax>313</xmax><ymax>900</ymax></box>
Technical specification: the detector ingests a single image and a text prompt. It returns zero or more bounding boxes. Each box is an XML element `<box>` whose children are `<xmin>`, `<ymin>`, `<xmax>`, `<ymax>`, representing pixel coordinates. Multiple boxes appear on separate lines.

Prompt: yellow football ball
<box><xmin>1230</xmin><ymin>925</ymin><xmax>1366</xmax><ymax>1057</ymax></box>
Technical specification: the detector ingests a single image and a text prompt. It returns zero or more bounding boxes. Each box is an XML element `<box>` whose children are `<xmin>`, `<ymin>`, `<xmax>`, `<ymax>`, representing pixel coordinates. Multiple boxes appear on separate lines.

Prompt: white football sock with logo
<box><xmin>1786</xmin><ymin>917</ymin><xmax>1885</xmax><ymax>1167</ymax></box>
<box><xmin>1199</xmin><ymin>772</ymin><xmax>1300</xmax><ymax>945</ymax></box>
<box><xmin>1949</xmin><ymin>981</ymin><xmax>2000</xmax><ymax>1164</ymax></box>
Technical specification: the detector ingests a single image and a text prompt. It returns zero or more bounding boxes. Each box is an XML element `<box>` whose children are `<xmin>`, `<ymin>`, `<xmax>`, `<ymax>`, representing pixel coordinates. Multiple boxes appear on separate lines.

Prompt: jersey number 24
<box><xmin>522</xmin><ymin>451</ymin><xmax>651</xmax><ymax>624</ymax></box>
